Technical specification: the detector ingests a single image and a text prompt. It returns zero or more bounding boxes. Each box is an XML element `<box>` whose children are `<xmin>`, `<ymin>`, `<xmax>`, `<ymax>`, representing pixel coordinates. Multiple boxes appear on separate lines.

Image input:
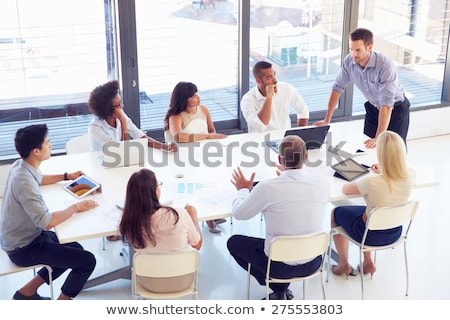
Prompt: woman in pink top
<box><xmin>119</xmin><ymin>168</ymin><xmax>202</xmax><ymax>292</ymax></box>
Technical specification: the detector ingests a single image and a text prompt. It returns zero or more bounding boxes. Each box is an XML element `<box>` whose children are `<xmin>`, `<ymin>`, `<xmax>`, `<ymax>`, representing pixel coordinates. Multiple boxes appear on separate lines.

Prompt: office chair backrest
<box><xmin>132</xmin><ymin>249</ymin><xmax>199</xmax><ymax>299</ymax></box>
<box><xmin>66</xmin><ymin>134</ymin><xmax>89</xmax><ymax>154</ymax></box>
<box><xmin>269</xmin><ymin>232</ymin><xmax>330</xmax><ymax>263</ymax></box>
<box><xmin>366</xmin><ymin>200</ymin><xmax>419</xmax><ymax>231</ymax></box>
<box><xmin>133</xmin><ymin>249</ymin><xmax>199</xmax><ymax>278</ymax></box>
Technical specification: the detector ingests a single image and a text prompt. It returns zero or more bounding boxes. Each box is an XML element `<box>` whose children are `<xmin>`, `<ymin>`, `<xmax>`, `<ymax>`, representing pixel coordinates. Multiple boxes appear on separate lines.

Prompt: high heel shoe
<box><xmin>207</xmin><ymin>220</ymin><xmax>221</xmax><ymax>233</ymax></box>
<box><xmin>358</xmin><ymin>263</ymin><xmax>376</xmax><ymax>279</ymax></box>
<box><xmin>331</xmin><ymin>264</ymin><xmax>352</xmax><ymax>279</ymax></box>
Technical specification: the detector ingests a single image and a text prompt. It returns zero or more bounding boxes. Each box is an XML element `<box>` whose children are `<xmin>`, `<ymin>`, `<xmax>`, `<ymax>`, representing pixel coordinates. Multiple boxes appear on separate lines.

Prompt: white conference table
<box><xmin>40</xmin><ymin>124</ymin><xmax>438</xmax><ymax>288</ymax></box>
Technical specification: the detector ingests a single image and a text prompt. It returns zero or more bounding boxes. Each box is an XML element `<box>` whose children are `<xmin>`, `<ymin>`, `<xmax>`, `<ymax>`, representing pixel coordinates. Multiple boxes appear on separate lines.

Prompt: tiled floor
<box><xmin>1</xmin><ymin>134</ymin><xmax>449</xmax><ymax>300</ymax></box>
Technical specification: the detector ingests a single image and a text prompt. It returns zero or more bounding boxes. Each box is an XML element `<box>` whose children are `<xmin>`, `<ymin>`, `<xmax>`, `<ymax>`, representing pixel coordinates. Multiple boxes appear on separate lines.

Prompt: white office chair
<box><xmin>65</xmin><ymin>134</ymin><xmax>90</xmax><ymax>154</ymax></box>
<box><xmin>327</xmin><ymin>199</ymin><xmax>419</xmax><ymax>299</ymax></box>
<box><xmin>247</xmin><ymin>231</ymin><xmax>329</xmax><ymax>300</ymax></box>
<box><xmin>0</xmin><ymin>249</ymin><xmax>54</xmax><ymax>299</ymax></box>
<box><xmin>132</xmin><ymin>249</ymin><xmax>199</xmax><ymax>300</ymax></box>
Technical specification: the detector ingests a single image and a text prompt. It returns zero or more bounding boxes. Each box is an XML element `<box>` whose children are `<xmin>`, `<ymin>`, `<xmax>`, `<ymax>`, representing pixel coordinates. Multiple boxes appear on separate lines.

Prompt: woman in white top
<box><xmin>119</xmin><ymin>168</ymin><xmax>202</xmax><ymax>293</ymax></box>
<box><xmin>88</xmin><ymin>80</ymin><xmax>177</xmax><ymax>152</ymax></box>
<box><xmin>330</xmin><ymin>131</ymin><xmax>416</xmax><ymax>278</ymax></box>
<box><xmin>163</xmin><ymin>81</ymin><xmax>227</xmax><ymax>143</ymax></box>
<box><xmin>164</xmin><ymin>82</ymin><xmax>228</xmax><ymax>233</ymax></box>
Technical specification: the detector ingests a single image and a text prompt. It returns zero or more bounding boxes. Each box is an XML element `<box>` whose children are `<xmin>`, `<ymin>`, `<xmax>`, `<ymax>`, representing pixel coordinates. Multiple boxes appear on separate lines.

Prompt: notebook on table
<box><xmin>328</xmin><ymin>142</ymin><xmax>367</xmax><ymax>158</ymax></box>
<box><xmin>266</xmin><ymin>125</ymin><xmax>330</xmax><ymax>153</ymax></box>
<box><xmin>100</xmin><ymin>138</ymin><xmax>148</xmax><ymax>168</ymax></box>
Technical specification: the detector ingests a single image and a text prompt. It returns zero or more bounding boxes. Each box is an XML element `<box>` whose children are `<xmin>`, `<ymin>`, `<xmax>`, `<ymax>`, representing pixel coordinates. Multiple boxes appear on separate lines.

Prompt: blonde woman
<box><xmin>330</xmin><ymin>131</ymin><xmax>416</xmax><ymax>278</ymax></box>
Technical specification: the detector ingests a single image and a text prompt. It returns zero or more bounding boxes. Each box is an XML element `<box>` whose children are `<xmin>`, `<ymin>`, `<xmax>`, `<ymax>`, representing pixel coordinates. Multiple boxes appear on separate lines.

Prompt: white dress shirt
<box><xmin>232</xmin><ymin>169</ymin><xmax>330</xmax><ymax>256</ymax></box>
<box><xmin>240</xmin><ymin>82</ymin><xmax>309</xmax><ymax>133</ymax></box>
<box><xmin>88</xmin><ymin>113</ymin><xmax>146</xmax><ymax>151</ymax></box>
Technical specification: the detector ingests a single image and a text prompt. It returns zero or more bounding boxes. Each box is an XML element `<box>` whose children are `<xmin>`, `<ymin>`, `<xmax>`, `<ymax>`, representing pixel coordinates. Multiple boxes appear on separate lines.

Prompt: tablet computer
<box><xmin>63</xmin><ymin>175</ymin><xmax>101</xmax><ymax>199</ymax></box>
<box><xmin>332</xmin><ymin>158</ymin><xmax>369</xmax><ymax>181</ymax></box>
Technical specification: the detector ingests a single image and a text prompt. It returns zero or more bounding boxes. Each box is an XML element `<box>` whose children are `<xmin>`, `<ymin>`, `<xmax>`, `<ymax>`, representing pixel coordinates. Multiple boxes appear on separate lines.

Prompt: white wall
<box><xmin>407</xmin><ymin>106</ymin><xmax>450</xmax><ymax>140</ymax></box>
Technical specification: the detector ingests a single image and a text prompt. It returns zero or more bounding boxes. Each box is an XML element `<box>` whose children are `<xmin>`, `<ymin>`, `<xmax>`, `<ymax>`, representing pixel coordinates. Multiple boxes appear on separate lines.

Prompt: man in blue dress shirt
<box><xmin>313</xmin><ymin>28</ymin><xmax>410</xmax><ymax>148</ymax></box>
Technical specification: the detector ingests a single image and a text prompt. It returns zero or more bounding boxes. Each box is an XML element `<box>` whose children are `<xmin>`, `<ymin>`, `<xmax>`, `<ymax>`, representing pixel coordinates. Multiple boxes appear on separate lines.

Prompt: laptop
<box><xmin>100</xmin><ymin>138</ymin><xmax>148</xmax><ymax>168</ymax></box>
<box><xmin>266</xmin><ymin>125</ymin><xmax>330</xmax><ymax>153</ymax></box>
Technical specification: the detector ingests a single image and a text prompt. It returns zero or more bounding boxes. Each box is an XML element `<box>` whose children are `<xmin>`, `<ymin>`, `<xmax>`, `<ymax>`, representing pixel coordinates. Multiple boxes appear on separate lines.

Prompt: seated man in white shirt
<box><xmin>240</xmin><ymin>61</ymin><xmax>309</xmax><ymax>133</ymax></box>
<box><xmin>227</xmin><ymin>135</ymin><xmax>330</xmax><ymax>300</ymax></box>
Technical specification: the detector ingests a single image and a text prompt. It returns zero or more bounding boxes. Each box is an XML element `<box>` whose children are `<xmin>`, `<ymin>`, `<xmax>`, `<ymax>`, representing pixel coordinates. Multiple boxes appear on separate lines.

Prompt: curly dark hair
<box><xmin>87</xmin><ymin>80</ymin><xmax>120</xmax><ymax>120</ymax></box>
<box><xmin>164</xmin><ymin>81</ymin><xmax>197</xmax><ymax>130</ymax></box>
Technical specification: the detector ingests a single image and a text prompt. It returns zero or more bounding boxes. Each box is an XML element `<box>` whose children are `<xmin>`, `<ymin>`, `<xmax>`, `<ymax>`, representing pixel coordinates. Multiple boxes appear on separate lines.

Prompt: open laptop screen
<box><xmin>266</xmin><ymin>125</ymin><xmax>330</xmax><ymax>152</ymax></box>
<box><xmin>284</xmin><ymin>125</ymin><xmax>330</xmax><ymax>149</ymax></box>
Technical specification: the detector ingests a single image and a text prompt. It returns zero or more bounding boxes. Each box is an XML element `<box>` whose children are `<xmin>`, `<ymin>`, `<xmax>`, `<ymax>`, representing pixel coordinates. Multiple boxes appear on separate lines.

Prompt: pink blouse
<box><xmin>135</xmin><ymin>207</ymin><xmax>200</xmax><ymax>253</ymax></box>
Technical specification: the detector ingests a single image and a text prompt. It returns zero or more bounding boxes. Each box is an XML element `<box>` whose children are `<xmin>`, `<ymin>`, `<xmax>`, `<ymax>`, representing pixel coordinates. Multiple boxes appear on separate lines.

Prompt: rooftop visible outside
<box><xmin>0</xmin><ymin>0</ymin><xmax>448</xmax><ymax>160</ymax></box>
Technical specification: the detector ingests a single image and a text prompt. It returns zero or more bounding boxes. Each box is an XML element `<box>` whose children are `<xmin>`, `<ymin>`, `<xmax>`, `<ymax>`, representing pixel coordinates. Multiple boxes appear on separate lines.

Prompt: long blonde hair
<box><xmin>376</xmin><ymin>131</ymin><xmax>409</xmax><ymax>191</ymax></box>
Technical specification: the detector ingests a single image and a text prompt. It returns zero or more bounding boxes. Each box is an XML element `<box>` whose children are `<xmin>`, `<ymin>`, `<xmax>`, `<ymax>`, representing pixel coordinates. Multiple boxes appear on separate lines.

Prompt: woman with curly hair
<box><xmin>88</xmin><ymin>80</ymin><xmax>177</xmax><ymax>152</ymax></box>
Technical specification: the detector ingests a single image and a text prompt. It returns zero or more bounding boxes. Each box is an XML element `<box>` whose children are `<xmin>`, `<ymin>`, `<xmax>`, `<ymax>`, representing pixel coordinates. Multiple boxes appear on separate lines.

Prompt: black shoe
<box><xmin>13</xmin><ymin>290</ymin><xmax>51</xmax><ymax>300</ymax></box>
<box><xmin>285</xmin><ymin>288</ymin><xmax>294</xmax><ymax>300</ymax></box>
<box><xmin>261</xmin><ymin>290</ymin><xmax>288</xmax><ymax>300</ymax></box>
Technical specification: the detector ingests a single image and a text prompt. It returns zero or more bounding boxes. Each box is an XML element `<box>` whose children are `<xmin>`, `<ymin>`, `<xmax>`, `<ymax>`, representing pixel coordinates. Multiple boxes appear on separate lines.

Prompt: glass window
<box><xmin>0</xmin><ymin>0</ymin><xmax>449</xmax><ymax>161</ymax></box>
<box><xmin>0</xmin><ymin>0</ymin><xmax>117</xmax><ymax>160</ymax></box>
<box><xmin>249</xmin><ymin>0</ymin><xmax>345</xmax><ymax>114</ymax></box>
<box><xmin>135</xmin><ymin>0</ymin><xmax>239</xmax><ymax>132</ymax></box>
<box><xmin>352</xmin><ymin>0</ymin><xmax>449</xmax><ymax>115</ymax></box>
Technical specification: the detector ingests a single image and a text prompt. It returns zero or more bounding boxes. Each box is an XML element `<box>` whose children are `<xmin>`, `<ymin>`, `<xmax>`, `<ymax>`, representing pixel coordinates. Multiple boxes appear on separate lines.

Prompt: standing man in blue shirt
<box><xmin>313</xmin><ymin>28</ymin><xmax>410</xmax><ymax>148</ymax></box>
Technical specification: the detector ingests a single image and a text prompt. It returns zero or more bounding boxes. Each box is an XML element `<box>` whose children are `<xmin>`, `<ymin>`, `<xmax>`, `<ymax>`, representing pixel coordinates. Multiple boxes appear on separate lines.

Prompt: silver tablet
<box><xmin>63</xmin><ymin>175</ymin><xmax>101</xmax><ymax>199</ymax></box>
<box><xmin>332</xmin><ymin>158</ymin><xmax>369</xmax><ymax>181</ymax></box>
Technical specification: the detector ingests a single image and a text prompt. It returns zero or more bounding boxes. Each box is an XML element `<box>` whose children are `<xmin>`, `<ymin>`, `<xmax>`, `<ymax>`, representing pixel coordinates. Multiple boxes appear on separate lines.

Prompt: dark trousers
<box><xmin>227</xmin><ymin>235</ymin><xmax>322</xmax><ymax>293</ymax></box>
<box><xmin>364</xmin><ymin>97</ymin><xmax>410</xmax><ymax>143</ymax></box>
<box><xmin>7</xmin><ymin>230</ymin><xmax>96</xmax><ymax>298</ymax></box>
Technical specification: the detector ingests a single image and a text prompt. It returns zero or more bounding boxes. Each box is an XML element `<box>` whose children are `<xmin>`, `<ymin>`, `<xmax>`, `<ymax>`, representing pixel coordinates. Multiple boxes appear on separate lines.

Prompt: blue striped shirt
<box><xmin>333</xmin><ymin>51</ymin><xmax>405</xmax><ymax>109</ymax></box>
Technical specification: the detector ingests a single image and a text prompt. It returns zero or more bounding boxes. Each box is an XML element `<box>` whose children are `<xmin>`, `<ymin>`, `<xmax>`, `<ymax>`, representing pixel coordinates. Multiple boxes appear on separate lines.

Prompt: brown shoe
<box><xmin>215</xmin><ymin>218</ymin><xmax>227</xmax><ymax>224</ymax></box>
<box><xmin>207</xmin><ymin>220</ymin><xmax>221</xmax><ymax>233</ymax></box>
<box><xmin>358</xmin><ymin>262</ymin><xmax>376</xmax><ymax>278</ymax></box>
<box><xmin>331</xmin><ymin>264</ymin><xmax>353</xmax><ymax>279</ymax></box>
